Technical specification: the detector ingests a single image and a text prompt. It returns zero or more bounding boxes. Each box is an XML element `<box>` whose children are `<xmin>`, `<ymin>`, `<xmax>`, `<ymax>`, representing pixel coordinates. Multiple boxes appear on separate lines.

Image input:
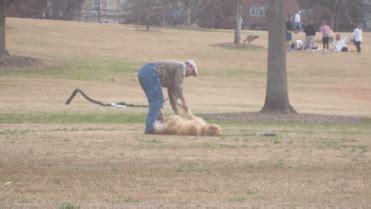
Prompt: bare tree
<box><xmin>124</xmin><ymin>0</ymin><xmax>232</xmax><ymax>29</ymax></box>
<box><xmin>0</xmin><ymin>0</ymin><xmax>14</xmax><ymax>57</ymax></box>
<box><xmin>126</xmin><ymin>0</ymin><xmax>171</xmax><ymax>30</ymax></box>
<box><xmin>305</xmin><ymin>0</ymin><xmax>363</xmax><ymax>31</ymax></box>
<box><xmin>183</xmin><ymin>0</ymin><xmax>192</xmax><ymax>25</ymax></box>
<box><xmin>195</xmin><ymin>0</ymin><xmax>235</xmax><ymax>29</ymax></box>
<box><xmin>260</xmin><ymin>0</ymin><xmax>296</xmax><ymax>114</ymax></box>
<box><xmin>45</xmin><ymin>0</ymin><xmax>83</xmax><ymax>20</ymax></box>
<box><xmin>234</xmin><ymin>0</ymin><xmax>242</xmax><ymax>44</ymax></box>
<box><xmin>7</xmin><ymin>0</ymin><xmax>46</xmax><ymax>18</ymax></box>
<box><xmin>7</xmin><ymin>0</ymin><xmax>83</xmax><ymax>20</ymax></box>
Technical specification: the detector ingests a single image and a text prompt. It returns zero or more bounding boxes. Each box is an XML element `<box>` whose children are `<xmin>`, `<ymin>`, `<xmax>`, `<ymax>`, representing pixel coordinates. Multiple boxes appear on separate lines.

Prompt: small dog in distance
<box><xmin>243</xmin><ymin>35</ymin><xmax>259</xmax><ymax>44</ymax></box>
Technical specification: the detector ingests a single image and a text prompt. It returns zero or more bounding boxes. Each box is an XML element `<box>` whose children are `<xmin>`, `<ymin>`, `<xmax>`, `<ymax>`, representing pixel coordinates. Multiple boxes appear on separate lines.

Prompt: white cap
<box><xmin>186</xmin><ymin>59</ymin><xmax>198</xmax><ymax>76</ymax></box>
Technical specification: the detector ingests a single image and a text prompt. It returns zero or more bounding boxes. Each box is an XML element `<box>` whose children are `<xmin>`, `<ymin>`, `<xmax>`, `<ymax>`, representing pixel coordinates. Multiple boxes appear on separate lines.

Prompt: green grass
<box><xmin>3</xmin><ymin>110</ymin><xmax>369</xmax><ymax>134</ymax></box>
<box><xmin>58</xmin><ymin>202</ymin><xmax>80</xmax><ymax>209</ymax></box>
<box><xmin>1</xmin><ymin>56</ymin><xmax>266</xmax><ymax>79</ymax></box>
<box><xmin>111</xmin><ymin>197</ymin><xmax>141</xmax><ymax>204</ymax></box>
<box><xmin>200</xmin><ymin>67</ymin><xmax>264</xmax><ymax>77</ymax></box>
<box><xmin>0</xmin><ymin>111</ymin><xmax>145</xmax><ymax>124</ymax></box>
<box><xmin>1</xmin><ymin>57</ymin><xmax>139</xmax><ymax>81</ymax></box>
<box><xmin>212</xmin><ymin>119</ymin><xmax>371</xmax><ymax>134</ymax></box>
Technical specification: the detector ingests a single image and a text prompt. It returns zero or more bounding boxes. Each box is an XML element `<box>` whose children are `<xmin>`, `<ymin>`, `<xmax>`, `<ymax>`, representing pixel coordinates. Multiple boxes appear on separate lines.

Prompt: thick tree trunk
<box><xmin>0</xmin><ymin>1</ymin><xmax>9</xmax><ymax>56</ymax></box>
<box><xmin>260</xmin><ymin>0</ymin><xmax>296</xmax><ymax>114</ymax></box>
<box><xmin>234</xmin><ymin>0</ymin><xmax>241</xmax><ymax>44</ymax></box>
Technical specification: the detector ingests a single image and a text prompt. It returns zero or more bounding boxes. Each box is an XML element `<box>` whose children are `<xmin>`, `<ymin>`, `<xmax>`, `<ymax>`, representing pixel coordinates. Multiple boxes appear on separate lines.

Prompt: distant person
<box><xmin>291</xmin><ymin>40</ymin><xmax>304</xmax><ymax>50</ymax></box>
<box><xmin>319</xmin><ymin>20</ymin><xmax>332</xmax><ymax>52</ymax></box>
<box><xmin>294</xmin><ymin>11</ymin><xmax>302</xmax><ymax>31</ymax></box>
<box><xmin>351</xmin><ymin>23</ymin><xmax>363</xmax><ymax>53</ymax></box>
<box><xmin>137</xmin><ymin>60</ymin><xmax>198</xmax><ymax>134</ymax></box>
<box><xmin>332</xmin><ymin>34</ymin><xmax>349</xmax><ymax>52</ymax></box>
<box><xmin>239</xmin><ymin>16</ymin><xmax>244</xmax><ymax>29</ymax></box>
<box><xmin>303</xmin><ymin>20</ymin><xmax>316</xmax><ymax>50</ymax></box>
<box><xmin>286</xmin><ymin>15</ymin><xmax>294</xmax><ymax>50</ymax></box>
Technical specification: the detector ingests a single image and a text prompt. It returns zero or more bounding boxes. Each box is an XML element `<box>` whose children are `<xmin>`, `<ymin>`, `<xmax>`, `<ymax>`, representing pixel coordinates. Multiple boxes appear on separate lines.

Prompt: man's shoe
<box><xmin>144</xmin><ymin>129</ymin><xmax>155</xmax><ymax>135</ymax></box>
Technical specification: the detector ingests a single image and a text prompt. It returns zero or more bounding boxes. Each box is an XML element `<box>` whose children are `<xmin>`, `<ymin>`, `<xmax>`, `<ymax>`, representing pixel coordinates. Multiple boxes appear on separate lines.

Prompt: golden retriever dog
<box><xmin>153</xmin><ymin>111</ymin><xmax>222</xmax><ymax>136</ymax></box>
<box><xmin>243</xmin><ymin>35</ymin><xmax>259</xmax><ymax>44</ymax></box>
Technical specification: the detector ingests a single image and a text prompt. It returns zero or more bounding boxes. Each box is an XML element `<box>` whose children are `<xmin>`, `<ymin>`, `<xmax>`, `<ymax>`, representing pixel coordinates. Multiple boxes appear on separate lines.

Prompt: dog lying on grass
<box><xmin>153</xmin><ymin>111</ymin><xmax>222</xmax><ymax>136</ymax></box>
<box><xmin>243</xmin><ymin>35</ymin><xmax>259</xmax><ymax>44</ymax></box>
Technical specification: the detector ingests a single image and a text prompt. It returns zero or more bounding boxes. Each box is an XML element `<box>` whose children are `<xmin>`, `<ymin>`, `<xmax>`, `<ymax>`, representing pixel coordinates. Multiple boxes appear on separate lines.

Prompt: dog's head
<box><xmin>203</xmin><ymin>124</ymin><xmax>222</xmax><ymax>136</ymax></box>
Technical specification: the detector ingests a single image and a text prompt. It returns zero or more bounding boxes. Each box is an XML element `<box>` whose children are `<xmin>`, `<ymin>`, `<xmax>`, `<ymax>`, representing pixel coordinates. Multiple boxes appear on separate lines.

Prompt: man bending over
<box><xmin>138</xmin><ymin>60</ymin><xmax>198</xmax><ymax>134</ymax></box>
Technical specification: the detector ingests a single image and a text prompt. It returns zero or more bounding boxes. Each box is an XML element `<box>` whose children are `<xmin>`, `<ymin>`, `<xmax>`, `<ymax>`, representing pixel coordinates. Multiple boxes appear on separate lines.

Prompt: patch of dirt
<box><xmin>203</xmin><ymin>112</ymin><xmax>370</xmax><ymax>124</ymax></box>
<box><xmin>0</xmin><ymin>55</ymin><xmax>42</xmax><ymax>69</ymax></box>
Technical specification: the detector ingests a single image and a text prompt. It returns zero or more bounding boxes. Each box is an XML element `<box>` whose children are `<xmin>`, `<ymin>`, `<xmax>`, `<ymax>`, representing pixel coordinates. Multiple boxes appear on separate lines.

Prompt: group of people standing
<box><xmin>286</xmin><ymin>11</ymin><xmax>364</xmax><ymax>54</ymax></box>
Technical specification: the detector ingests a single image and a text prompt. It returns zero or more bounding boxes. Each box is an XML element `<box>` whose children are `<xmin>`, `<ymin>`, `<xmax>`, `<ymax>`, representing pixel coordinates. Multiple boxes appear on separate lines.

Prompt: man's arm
<box><xmin>177</xmin><ymin>92</ymin><xmax>189</xmax><ymax>113</ymax></box>
<box><xmin>172</xmin><ymin>67</ymin><xmax>189</xmax><ymax>114</ymax></box>
<box><xmin>168</xmin><ymin>88</ymin><xmax>179</xmax><ymax>114</ymax></box>
<box><xmin>168</xmin><ymin>87</ymin><xmax>189</xmax><ymax>114</ymax></box>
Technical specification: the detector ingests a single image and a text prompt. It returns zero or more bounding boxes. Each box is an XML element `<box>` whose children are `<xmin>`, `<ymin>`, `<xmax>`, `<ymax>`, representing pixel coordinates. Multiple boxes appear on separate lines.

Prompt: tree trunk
<box><xmin>260</xmin><ymin>0</ymin><xmax>296</xmax><ymax>114</ymax></box>
<box><xmin>234</xmin><ymin>0</ymin><xmax>241</xmax><ymax>44</ymax></box>
<box><xmin>184</xmin><ymin>1</ymin><xmax>191</xmax><ymax>26</ymax></box>
<box><xmin>330</xmin><ymin>0</ymin><xmax>340</xmax><ymax>31</ymax></box>
<box><xmin>66</xmin><ymin>0</ymin><xmax>73</xmax><ymax>20</ymax></box>
<box><xmin>0</xmin><ymin>0</ymin><xmax>9</xmax><ymax>56</ymax></box>
<box><xmin>96</xmin><ymin>0</ymin><xmax>101</xmax><ymax>23</ymax></box>
<box><xmin>146</xmin><ymin>10</ymin><xmax>150</xmax><ymax>31</ymax></box>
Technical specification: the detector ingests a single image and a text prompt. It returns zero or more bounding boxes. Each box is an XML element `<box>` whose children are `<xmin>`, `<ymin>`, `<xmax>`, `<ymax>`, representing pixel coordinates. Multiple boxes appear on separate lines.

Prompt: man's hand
<box><xmin>179</xmin><ymin>102</ymin><xmax>189</xmax><ymax>113</ymax></box>
<box><xmin>176</xmin><ymin>100</ymin><xmax>190</xmax><ymax>115</ymax></box>
<box><xmin>159</xmin><ymin>109</ymin><xmax>165</xmax><ymax>121</ymax></box>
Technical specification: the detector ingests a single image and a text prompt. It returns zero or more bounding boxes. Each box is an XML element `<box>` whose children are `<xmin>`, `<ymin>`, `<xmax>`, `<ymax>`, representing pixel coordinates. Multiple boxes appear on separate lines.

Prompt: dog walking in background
<box><xmin>243</xmin><ymin>35</ymin><xmax>259</xmax><ymax>44</ymax></box>
<box><xmin>153</xmin><ymin>111</ymin><xmax>222</xmax><ymax>136</ymax></box>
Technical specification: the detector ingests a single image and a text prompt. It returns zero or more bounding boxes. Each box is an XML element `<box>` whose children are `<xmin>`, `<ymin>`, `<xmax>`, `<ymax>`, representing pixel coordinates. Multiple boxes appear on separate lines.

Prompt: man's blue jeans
<box><xmin>138</xmin><ymin>64</ymin><xmax>164</xmax><ymax>133</ymax></box>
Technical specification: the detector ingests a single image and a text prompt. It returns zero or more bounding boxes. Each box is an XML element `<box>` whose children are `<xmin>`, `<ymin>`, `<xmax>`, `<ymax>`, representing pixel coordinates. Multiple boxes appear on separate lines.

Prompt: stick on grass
<box><xmin>65</xmin><ymin>88</ymin><xmax>148</xmax><ymax>108</ymax></box>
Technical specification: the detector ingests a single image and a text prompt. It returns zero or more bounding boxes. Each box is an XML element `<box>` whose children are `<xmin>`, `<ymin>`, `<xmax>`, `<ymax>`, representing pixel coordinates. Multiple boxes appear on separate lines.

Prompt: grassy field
<box><xmin>0</xmin><ymin>18</ymin><xmax>370</xmax><ymax>208</ymax></box>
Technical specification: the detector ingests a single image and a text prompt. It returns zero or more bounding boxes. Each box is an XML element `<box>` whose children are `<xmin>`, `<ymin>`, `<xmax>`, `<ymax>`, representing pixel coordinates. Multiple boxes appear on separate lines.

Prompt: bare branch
<box><xmin>5</xmin><ymin>0</ymin><xmax>15</xmax><ymax>7</ymax></box>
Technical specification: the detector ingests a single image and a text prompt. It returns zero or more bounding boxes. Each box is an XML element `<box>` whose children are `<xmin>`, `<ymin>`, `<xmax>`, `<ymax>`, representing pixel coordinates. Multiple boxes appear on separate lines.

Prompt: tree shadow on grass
<box><xmin>202</xmin><ymin>112</ymin><xmax>370</xmax><ymax>125</ymax></box>
<box><xmin>213</xmin><ymin>42</ymin><xmax>265</xmax><ymax>51</ymax></box>
<box><xmin>0</xmin><ymin>55</ymin><xmax>42</xmax><ymax>69</ymax></box>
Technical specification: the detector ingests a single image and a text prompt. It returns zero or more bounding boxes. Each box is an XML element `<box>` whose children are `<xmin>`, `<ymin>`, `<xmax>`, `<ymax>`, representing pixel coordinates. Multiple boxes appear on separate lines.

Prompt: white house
<box><xmin>80</xmin><ymin>0</ymin><xmax>127</xmax><ymax>23</ymax></box>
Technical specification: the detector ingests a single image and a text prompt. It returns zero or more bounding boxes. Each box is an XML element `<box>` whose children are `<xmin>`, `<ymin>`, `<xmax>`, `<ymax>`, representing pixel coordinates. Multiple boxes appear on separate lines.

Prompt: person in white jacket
<box><xmin>352</xmin><ymin>23</ymin><xmax>363</xmax><ymax>53</ymax></box>
<box><xmin>294</xmin><ymin>11</ymin><xmax>302</xmax><ymax>31</ymax></box>
<box><xmin>332</xmin><ymin>34</ymin><xmax>349</xmax><ymax>52</ymax></box>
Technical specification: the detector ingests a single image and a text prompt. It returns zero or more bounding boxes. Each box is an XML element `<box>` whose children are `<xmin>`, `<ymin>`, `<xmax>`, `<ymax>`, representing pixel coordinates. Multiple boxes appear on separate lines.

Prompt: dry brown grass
<box><xmin>0</xmin><ymin>18</ymin><xmax>371</xmax><ymax>208</ymax></box>
<box><xmin>0</xmin><ymin>123</ymin><xmax>370</xmax><ymax>207</ymax></box>
<box><xmin>3</xmin><ymin>18</ymin><xmax>371</xmax><ymax>116</ymax></box>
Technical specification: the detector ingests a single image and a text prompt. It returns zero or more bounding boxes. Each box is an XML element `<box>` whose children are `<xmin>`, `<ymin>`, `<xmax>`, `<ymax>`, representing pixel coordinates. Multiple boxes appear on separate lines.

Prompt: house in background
<box><xmin>80</xmin><ymin>0</ymin><xmax>127</xmax><ymax>23</ymax></box>
<box><xmin>241</xmin><ymin>0</ymin><xmax>300</xmax><ymax>30</ymax></box>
